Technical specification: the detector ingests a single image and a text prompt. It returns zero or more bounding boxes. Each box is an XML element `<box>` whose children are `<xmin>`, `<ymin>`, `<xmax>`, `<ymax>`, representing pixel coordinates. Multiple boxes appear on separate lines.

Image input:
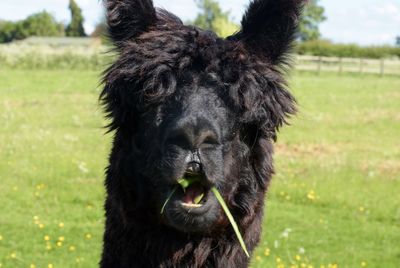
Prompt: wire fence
<box><xmin>295</xmin><ymin>55</ymin><xmax>400</xmax><ymax>76</ymax></box>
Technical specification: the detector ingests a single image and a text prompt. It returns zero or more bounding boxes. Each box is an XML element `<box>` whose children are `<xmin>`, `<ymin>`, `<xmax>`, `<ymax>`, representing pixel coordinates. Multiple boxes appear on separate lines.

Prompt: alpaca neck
<box><xmin>101</xmin><ymin>208</ymin><xmax>255</xmax><ymax>268</ymax></box>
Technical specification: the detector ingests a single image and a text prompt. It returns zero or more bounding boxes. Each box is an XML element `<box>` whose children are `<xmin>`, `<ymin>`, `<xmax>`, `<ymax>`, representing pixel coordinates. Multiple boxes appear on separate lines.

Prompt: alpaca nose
<box><xmin>185</xmin><ymin>151</ymin><xmax>202</xmax><ymax>174</ymax></box>
<box><xmin>165</xmin><ymin>118</ymin><xmax>219</xmax><ymax>150</ymax></box>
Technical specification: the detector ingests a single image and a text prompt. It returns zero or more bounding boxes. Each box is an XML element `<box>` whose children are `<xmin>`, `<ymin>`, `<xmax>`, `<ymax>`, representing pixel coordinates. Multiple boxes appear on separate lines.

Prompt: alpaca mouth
<box><xmin>160</xmin><ymin>162</ymin><xmax>219</xmax><ymax>233</ymax></box>
<box><xmin>180</xmin><ymin>175</ymin><xmax>207</xmax><ymax>208</ymax></box>
<box><xmin>177</xmin><ymin>159</ymin><xmax>210</xmax><ymax>209</ymax></box>
<box><xmin>160</xmin><ymin>163</ymin><xmax>213</xmax><ymax>215</ymax></box>
<box><xmin>160</xmin><ymin>173</ymin><xmax>220</xmax><ymax>234</ymax></box>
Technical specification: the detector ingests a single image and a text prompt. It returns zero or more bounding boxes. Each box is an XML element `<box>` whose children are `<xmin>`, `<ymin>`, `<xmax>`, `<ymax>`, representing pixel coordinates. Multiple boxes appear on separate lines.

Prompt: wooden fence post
<box><xmin>317</xmin><ymin>56</ymin><xmax>322</xmax><ymax>75</ymax></box>
<box><xmin>295</xmin><ymin>55</ymin><xmax>400</xmax><ymax>75</ymax></box>
<box><xmin>380</xmin><ymin>59</ymin><xmax>385</xmax><ymax>77</ymax></box>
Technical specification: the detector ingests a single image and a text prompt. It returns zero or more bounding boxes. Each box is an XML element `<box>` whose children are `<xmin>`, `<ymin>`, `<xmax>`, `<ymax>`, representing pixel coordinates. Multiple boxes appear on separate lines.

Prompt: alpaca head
<box><xmin>101</xmin><ymin>0</ymin><xmax>302</xmax><ymax>234</ymax></box>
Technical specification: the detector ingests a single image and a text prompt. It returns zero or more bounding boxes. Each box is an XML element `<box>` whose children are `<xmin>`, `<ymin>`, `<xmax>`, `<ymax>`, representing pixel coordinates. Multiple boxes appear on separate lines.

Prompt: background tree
<box><xmin>190</xmin><ymin>0</ymin><xmax>239</xmax><ymax>38</ymax></box>
<box><xmin>91</xmin><ymin>19</ymin><xmax>111</xmax><ymax>44</ymax></box>
<box><xmin>396</xmin><ymin>36</ymin><xmax>400</xmax><ymax>47</ymax></box>
<box><xmin>299</xmin><ymin>0</ymin><xmax>326</xmax><ymax>41</ymax></box>
<box><xmin>20</xmin><ymin>11</ymin><xmax>65</xmax><ymax>37</ymax></box>
<box><xmin>66</xmin><ymin>0</ymin><xmax>86</xmax><ymax>37</ymax></box>
<box><xmin>0</xmin><ymin>11</ymin><xmax>64</xmax><ymax>43</ymax></box>
<box><xmin>0</xmin><ymin>20</ymin><xmax>19</xmax><ymax>43</ymax></box>
<box><xmin>91</xmin><ymin>22</ymin><xmax>106</xmax><ymax>38</ymax></box>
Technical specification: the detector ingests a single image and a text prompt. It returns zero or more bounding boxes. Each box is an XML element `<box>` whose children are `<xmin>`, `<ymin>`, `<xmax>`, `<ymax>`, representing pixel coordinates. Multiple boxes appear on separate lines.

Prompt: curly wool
<box><xmin>100</xmin><ymin>1</ymin><xmax>303</xmax><ymax>267</ymax></box>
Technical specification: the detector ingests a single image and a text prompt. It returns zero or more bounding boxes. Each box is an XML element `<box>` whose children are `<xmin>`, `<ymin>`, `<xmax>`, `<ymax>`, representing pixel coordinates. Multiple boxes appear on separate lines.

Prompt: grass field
<box><xmin>0</xmin><ymin>70</ymin><xmax>399</xmax><ymax>268</ymax></box>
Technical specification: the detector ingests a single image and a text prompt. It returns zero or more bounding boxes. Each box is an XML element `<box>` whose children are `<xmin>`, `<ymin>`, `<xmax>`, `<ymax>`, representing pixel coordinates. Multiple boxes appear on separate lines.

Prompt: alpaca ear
<box><xmin>105</xmin><ymin>0</ymin><xmax>157</xmax><ymax>44</ymax></box>
<box><xmin>229</xmin><ymin>0</ymin><xmax>304</xmax><ymax>64</ymax></box>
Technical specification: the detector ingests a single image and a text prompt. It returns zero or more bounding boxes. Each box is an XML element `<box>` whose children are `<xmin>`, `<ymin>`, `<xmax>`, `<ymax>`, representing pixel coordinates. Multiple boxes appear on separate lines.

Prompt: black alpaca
<box><xmin>100</xmin><ymin>0</ymin><xmax>303</xmax><ymax>267</ymax></box>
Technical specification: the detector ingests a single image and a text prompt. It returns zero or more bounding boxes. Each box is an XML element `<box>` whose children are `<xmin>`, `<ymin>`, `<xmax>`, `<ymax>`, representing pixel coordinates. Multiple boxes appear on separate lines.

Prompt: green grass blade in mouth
<box><xmin>177</xmin><ymin>177</ymin><xmax>201</xmax><ymax>191</ymax></box>
<box><xmin>161</xmin><ymin>177</ymin><xmax>201</xmax><ymax>214</ymax></box>
<box><xmin>211</xmin><ymin>186</ymin><xmax>250</xmax><ymax>258</ymax></box>
<box><xmin>160</xmin><ymin>187</ymin><xmax>177</xmax><ymax>214</ymax></box>
<box><xmin>194</xmin><ymin>192</ymin><xmax>204</xmax><ymax>204</ymax></box>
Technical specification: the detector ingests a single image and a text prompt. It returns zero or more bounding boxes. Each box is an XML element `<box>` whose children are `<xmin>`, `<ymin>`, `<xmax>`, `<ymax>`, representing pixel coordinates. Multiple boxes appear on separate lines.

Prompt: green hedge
<box><xmin>1</xmin><ymin>41</ymin><xmax>399</xmax><ymax>70</ymax></box>
<box><xmin>296</xmin><ymin>40</ymin><xmax>400</xmax><ymax>59</ymax></box>
<box><xmin>0</xmin><ymin>44</ymin><xmax>113</xmax><ymax>69</ymax></box>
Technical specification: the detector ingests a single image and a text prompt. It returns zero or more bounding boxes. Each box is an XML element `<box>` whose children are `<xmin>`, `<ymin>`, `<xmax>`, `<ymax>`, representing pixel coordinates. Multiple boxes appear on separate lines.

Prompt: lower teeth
<box><xmin>182</xmin><ymin>203</ymin><xmax>203</xmax><ymax>208</ymax></box>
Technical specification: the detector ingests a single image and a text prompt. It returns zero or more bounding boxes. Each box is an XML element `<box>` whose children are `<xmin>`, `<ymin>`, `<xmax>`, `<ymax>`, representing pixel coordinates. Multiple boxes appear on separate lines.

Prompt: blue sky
<box><xmin>0</xmin><ymin>0</ymin><xmax>399</xmax><ymax>45</ymax></box>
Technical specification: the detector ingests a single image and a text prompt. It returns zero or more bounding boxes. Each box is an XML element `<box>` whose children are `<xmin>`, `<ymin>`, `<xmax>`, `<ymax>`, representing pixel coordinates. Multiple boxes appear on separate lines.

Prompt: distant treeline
<box><xmin>0</xmin><ymin>12</ymin><xmax>66</xmax><ymax>43</ymax></box>
<box><xmin>296</xmin><ymin>40</ymin><xmax>400</xmax><ymax>59</ymax></box>
<box><xmin>0</xmin><ymin>0</ymin><xmax>85</xmax><ymax>43</ymax></box>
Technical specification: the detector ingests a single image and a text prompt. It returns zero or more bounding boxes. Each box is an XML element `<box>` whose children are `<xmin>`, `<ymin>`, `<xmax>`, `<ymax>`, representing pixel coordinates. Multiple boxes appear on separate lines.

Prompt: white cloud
<box><xmin>376</xmin><ymin>2</ymin><xmax>400</xmax><ymax>15</ymax></box>
<box><xmin>320</xmin><ymin>0</ymin><xmax>400</xmax><ymax>45</ymax></box>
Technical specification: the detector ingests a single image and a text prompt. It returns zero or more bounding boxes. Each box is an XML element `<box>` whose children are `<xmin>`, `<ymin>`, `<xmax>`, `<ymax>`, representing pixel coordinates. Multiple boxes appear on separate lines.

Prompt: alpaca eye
<box><xmin>202</xmin><ymin>136</ymin><xmax>218</xmax><ymax>145</ymax></box>
<box><xmin>199</xmin><ymin>135</ymin><xmax>219</xmax><ymax>149</ymax></box>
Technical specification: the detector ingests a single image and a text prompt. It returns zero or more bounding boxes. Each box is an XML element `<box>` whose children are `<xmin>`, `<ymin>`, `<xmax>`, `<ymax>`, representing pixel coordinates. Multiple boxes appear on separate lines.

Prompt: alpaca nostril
<box><xmin>186</xmin><ymin>161</ymin><xmax>201</xmax><ymax>174</ymax></box>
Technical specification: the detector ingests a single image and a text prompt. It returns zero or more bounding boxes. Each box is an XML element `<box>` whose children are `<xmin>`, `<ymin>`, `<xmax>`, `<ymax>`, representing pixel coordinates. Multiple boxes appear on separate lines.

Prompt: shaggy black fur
<box><xmin>100</xmin><ymin>0</ymin><xmax>303</xmax><ymax>267</ymax></box>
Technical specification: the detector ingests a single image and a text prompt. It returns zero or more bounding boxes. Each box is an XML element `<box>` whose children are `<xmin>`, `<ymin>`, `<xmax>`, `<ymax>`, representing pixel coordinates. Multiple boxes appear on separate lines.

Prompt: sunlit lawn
<box><xmin>0</xmin><ymin>70</ymin><xmax>399</xmax><ymax>268</ymax></box>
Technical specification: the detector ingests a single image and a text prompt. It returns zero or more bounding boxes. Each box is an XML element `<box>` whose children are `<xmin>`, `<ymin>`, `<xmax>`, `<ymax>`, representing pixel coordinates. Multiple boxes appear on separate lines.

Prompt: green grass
<box><xmin>0</xmin><ymin>70</ymin><xmax>399</xmax><ymax>268</ymax></box>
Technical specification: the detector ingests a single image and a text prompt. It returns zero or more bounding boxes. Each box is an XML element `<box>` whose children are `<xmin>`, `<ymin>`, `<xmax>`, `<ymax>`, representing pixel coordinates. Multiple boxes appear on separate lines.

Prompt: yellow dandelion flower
<box><xmin>39</xmin><ymin>224</ymin><xmax>45</xmax><ymax>229</ymax></box>
<box><xmin>276</xmin><ymin>257</ymin><xmax>281</xmax><ymax>263</ymax></box>
<box><xmin>58</xmin><ymin>236</ymin><xmax>65</xmax><ymax>242</ymax></box>
<box><xmin>277</xmin><ymin>264</ymin><xmax>285</xmax><ymax>268</ymax></box>
<box><xmin>10</xmin><ymin>252</ymin><xmax>17</xmax><ymax>259</ymax></box>
<box><xmin>264</xmin><ymin>248</ymin><xmax>270</xmax><ymax>256</ymax></box>
<box><xmin>301</xmin><ymin>264</ymin><xmax>306</xmax><ymax>268</ymax></box>
<box><xmin>36</xmin><ymin>184</ymin><xmax>45</xmax><ymax>190</ymax></box>
<box><xmin>13</xmin><ymin>186</ymin><xmax>18</xmax><ymax>191</ymax></box>
<box><xmin>34</xmin><ymin>192</ymin><xmax>40</xmax><ymax>197</ymax></box>
<box><xmin>33</xmin><ymin>216</ymin><xmax>39</xmax><ymax>221</ymax></box>
<box><xmin>44</xmin><ymin>235</ymin><xmax>50</xmax><ymax>241</ymax></box>
<box><xmin>76</xmin><ymin>258</ymin><xmax>81</xmax><ymax>263</ymax></box>
<box><xmin>48</xmin><ymin>264</ymin><xmax>54</xmax><ymax>268</ymax></box>
<box><xmin>291</xmin><ymin>265</ymin><xmax>298</xmax><ymax>268</ymax></box>
<box><xmin>361</xmin><ymin>262</ymin><xmax>367</xmax><ymax>267</ymax></box>
<box><xmin>30</xmin><ymin>264</ymin><xmax>36</xmax><ymax>268</ymax></box>
<box><xmin>256</xmin><ymin>256</ymin><xmax>261</xmax><ymax>261</ymax></box>
<box><xmin>57</xmin><ymin>241</ymin><xmax>63</xmax><ymax>247</ymax></box>
<box><xmin>0</xmin><ymin>235</ymin><xmax>3</xmax><ymax>240</ymax></box>
<box><xmin>295</xmin><ymin>255</ymin><xmax>301</xmax><ymax>261</ymax></box>
<box><xmin>85</xmin><ymin>233</ymin><xmax>92</xmax><ymax>239</ymax></box>
<box><xmin>46</xmin><ymin>244</ymin><xmax>52</xmax><ymax>250</ymax></box>
<box><xmin>59</xmin><ymin>222</ymin><xmax>64</xmax><ymax>228</ymax></box>
<box><xmin>308</xmin><ymin>265</ymin><xmax>314</xmax><ymax>268</ymax></box>
<box><xmin>307</xmin><ymin>190</ymin><xmax>316</xmax><ymax>200</ymax></box>
<box><xmin>320</xmin><ymin>266</ymin><xmax>325</xmax><ymax>268</ymax></box>
<box><xmin>359</xmin><ymin>207</ymin><xmax>365</xmax><ymax>212</ymax></box>
<box><xmin>69</xmin><ymin>245</ymin><xmax>76</xmax><ymax>251</ymax></box>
